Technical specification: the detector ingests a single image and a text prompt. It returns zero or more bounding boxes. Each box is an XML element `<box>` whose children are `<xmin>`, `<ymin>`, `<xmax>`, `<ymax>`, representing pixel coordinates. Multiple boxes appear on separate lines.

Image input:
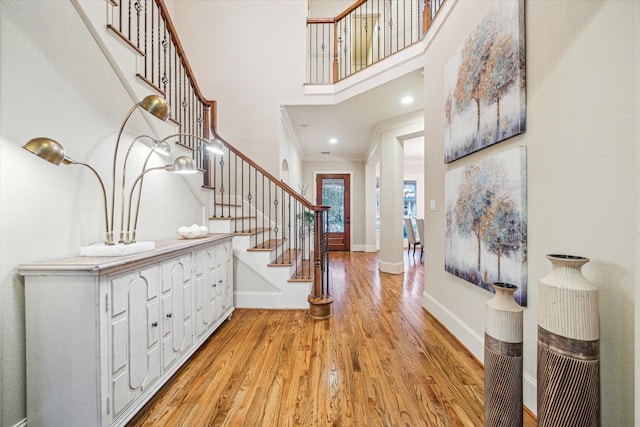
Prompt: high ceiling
<box><xmin>284</xmin><ymin>69</ymin><xmax>425</xmax><ymax>161</ymax></box>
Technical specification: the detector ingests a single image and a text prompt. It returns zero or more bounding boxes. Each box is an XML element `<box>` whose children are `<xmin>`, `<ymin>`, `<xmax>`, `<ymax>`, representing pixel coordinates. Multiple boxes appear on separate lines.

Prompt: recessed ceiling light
<box><xmin>329</xmin><ymin>138</ymin><xmax>338</xmax><ymax>144</ymax></box>
<box><xmin>401</xmin><ymin>96</ymin><xmax>414</xmax><ymax>105</ymax></box>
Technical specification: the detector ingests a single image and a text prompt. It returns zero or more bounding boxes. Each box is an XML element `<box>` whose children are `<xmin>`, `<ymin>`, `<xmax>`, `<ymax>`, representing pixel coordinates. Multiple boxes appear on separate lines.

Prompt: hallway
<box><xmin>128</xmin><ymin>252</ymin><xmax>535</xmax><ymax>426</ymax></box>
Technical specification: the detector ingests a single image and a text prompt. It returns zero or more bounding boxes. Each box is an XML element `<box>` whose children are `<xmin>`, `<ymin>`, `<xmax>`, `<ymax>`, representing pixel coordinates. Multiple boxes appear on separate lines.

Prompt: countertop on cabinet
<box><xmin>18</xmin><ymin>233</ymin><xmax>234</xmax><ymax>275</ymax></box>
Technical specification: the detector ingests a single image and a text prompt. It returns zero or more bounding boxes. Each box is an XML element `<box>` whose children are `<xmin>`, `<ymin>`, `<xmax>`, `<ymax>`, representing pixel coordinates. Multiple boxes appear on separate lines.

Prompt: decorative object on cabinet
<box><xmin>19</xmin><ymin>234</ymin><xmax>234</xmax><ymax>427</ymax></box>
<box><xmin>444</xmin><ymin>146</ymin><xmax>527</xmax><ymax>305</ymax></box>
<box><xmin>178</xmin><ymin>224</ymin><xmax>209</xmax><ymax>239</ymax></box>
<box><xmin>484</xmin><ymin>282</ymin><xmax>523</xmax><ymax>427</ymax></box>
<box><xmin>537</xmin><ymin>254</ymin><xmax>600</xmax><ymax>427</ymax></box>
<box><xmin>23</xmin><ymin>95</ymin><xmax>225</xmax><ymax>256</ymax></box>
<box><xmin>444</xmin><ymin>0</ymin><xmax>526</xmax><ymax>163</ymax></box>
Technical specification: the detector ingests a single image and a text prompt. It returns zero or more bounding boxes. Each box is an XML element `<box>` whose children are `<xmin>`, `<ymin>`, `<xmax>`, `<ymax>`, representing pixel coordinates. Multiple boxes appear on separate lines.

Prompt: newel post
<box><xmin>308</xmin><ymin>206</ymin><xmax>333</xmax><ymax>319</ymax></box>
<box><xmin>422</xmin><ymin>0</ymin><xmax>432</xmax><ymax>36</ymax></box>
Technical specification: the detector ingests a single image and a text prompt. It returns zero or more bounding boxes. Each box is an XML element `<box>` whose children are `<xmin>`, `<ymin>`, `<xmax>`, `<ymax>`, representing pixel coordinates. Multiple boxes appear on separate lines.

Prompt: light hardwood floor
<box><xmin>128</xmin><ymin>251</ymin><xmax>536</xmax><ymax>426</ymax></box>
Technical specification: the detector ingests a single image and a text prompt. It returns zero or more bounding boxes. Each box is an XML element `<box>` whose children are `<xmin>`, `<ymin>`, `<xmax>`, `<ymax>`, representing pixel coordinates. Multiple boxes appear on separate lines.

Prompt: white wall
<box><xmin>170</xmin><ymin>1</ymin><xmax>309</xmax><ymax>177</ymax></box>
<box><xmin>0</xmin><ymin>2</ymin><xmax>204</xmax><ymax>425</ymax></box>
<box><xmin>308</xmin><ymin>0</ymin><xmax>353</xmax><ymax>18</ymax></box>
<box><xmin>423</xmin><ymin>1</ymin><xmax>637</xmax><ymax>424</ymax></box>
<box><xmin>280</xmin><ymin>110</ymin><xmax>304</xmax><ymax>189</ymax></box>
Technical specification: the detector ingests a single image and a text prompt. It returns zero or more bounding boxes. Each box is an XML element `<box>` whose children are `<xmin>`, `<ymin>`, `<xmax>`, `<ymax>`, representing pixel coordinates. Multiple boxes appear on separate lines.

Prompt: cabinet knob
<box><xmin>166</xmin><ymin>313</ymin><xmax>173</xmax><ymax>318</ymax></box>
<box><xmin>151</xmin><ymin>321</ymin><xmax>158</xmax><ymax>327</ymax></box>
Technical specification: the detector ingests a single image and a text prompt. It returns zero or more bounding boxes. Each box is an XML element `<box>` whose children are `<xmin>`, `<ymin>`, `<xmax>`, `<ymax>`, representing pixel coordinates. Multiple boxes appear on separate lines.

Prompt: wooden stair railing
<box><xmin>107</xmin><ymin>0</ymin><xmax>212</xmax><ymax>167</ymax></box>
<box><xmin>106</xmin><ymin>0</ymin><xmax>333</xmax><ymax>316</ymax></box>
<box><xmin>206</xmin><ymin>103</ymin><xmax>333</xmax><ymax>317</ymax></box>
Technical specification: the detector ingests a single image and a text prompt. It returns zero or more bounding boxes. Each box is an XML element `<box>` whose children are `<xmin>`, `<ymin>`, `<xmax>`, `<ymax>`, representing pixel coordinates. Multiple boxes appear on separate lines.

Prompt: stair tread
<box><xmin>268</xmin><ymin>249</ymin><xmax>301</xmax><ymax>266</ymax></box>
<box><xmin>234</xmin><ymin>227</ymin><xmax>271</xmax><ymax>236</ymax></box>
<box><xmin>213</xmin><ymin>201</ymin><xmax>242</xmax><ymax>206</ymax></box>
<box><xmin>288</xmin><ymin>258</ymin><xmax>314</xmax><ymax>282</ymax></box>
<box><xmin>209</xmin><ymin>215</ymin><xmax>256</xmax><ymax>220</ymax></box>
<box><xmin>247</xmin><ymin>239</ymin><xmax>286</xmax><ymax>251</ymax></box>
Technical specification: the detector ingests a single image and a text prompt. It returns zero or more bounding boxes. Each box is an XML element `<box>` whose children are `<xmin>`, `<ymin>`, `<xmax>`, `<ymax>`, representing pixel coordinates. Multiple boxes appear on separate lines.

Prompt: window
<box><xmin>376</xmin><ymin>179</ymin><xmax>418</xmax><ymax>236</ymax></box>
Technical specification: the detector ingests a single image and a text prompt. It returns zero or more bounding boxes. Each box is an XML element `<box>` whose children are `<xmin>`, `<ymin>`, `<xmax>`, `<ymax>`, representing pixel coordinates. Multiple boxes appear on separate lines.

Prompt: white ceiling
<box><xmin>284</xmin><ymin>69</ymin><xmax>425</xmax><ymax>161</ymax></box>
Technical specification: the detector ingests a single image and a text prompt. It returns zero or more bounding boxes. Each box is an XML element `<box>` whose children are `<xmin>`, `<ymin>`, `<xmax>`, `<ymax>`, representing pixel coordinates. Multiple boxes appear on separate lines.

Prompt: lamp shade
<box><xmin>170</xmin><ymin>156</ymin><xmax>199</xmax><ymax>174</ymax></box>
<box><xmin>23</xmin><ymin>137</ymin><xmax>67</xmax><ymax>165</ymax></box>
<box><xmin>205</xmin><ymin>138</ymin><xmax>225</xmax><ymax>155</ymax></box>
<box><xmin>139</xmin><ymin>95</ymin><xmax>170</xmax><ymax>121</ymax></box>
<box><xmin>154</xmin><ymin>141</ymin><xmax>171</xmax><ymax>156</ymax></box>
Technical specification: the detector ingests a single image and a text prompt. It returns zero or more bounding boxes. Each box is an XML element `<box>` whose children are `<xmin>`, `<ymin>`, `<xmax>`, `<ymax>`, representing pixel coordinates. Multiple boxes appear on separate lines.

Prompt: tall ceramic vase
<box><xmin>537</xmin><ymin>254</ymin><xmax>600</xmax><ymax>427</ymax></box>
<box><xmin>484</xmin><ymin>282</ymin><xmax>523</xmax><ymax>427</ymax></box>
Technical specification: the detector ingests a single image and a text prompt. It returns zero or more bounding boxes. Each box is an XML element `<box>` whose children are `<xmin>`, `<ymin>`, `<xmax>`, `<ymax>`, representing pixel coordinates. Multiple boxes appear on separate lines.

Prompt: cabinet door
<box><xmin>193</xmin><ymin>247</ymin><xmax>219</xmax><ymax>341</ymax></box>
<box><xmin>108</xmin><ymin>266</ymin><xmax>161</xmax><ymax>420</ymax></box>
<box><xmin>216</xmin><ymin>242</ymin><xmax>233</xmax><ymax>317</ymax></box>
<box><xmin>220</xmin><ymin>241</ymin><xmax>234</xmax><ymax>314</ymax></box>
<box><xmin>161</xmin><ymin>254</ymin><xmax>194</xmax><ymax>371</ymax></box>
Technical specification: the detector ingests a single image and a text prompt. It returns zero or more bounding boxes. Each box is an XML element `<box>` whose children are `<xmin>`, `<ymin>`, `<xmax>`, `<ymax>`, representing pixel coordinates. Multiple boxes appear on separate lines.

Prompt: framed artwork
<box><xmin>444</xmin><ymin>146</ymin><xmax>527</xmax><ymax>305</ymax></box>
<box><xmin>444</xmin><ymin>0</ymin><xmax>526</xmax><ymax>163</ymax></box>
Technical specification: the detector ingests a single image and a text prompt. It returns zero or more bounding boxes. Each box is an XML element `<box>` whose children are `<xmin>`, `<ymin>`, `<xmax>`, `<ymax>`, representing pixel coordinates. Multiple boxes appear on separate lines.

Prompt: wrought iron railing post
<box><xmin>308</xmin><ymin>206</ymin><xmax>333</xmax><ymax>319</ymax></box>
<box><xmin>332</xmin><ymin>21</ymin><xmax>339</xmax><ymax>83</ymax></box>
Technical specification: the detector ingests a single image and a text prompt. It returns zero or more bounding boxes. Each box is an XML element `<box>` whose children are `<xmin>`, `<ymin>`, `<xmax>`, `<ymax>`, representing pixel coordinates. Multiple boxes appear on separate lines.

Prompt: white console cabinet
<box><xmin>19</xmin><ymin>234</ymin><xmax>234</xmax><ymax>427</ymax></box>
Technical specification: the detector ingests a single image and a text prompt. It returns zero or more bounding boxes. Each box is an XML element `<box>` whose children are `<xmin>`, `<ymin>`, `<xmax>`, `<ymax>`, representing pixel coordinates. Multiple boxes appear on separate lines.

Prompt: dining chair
<box><xmin>404</xmin><ymin>217</ymin><xmax>420</xmax><ymax>256</ymax></box>
<box><xmin>415</xmin><ymin>218</ymin><xmax>425</xmax><ymax>260</ymax></box>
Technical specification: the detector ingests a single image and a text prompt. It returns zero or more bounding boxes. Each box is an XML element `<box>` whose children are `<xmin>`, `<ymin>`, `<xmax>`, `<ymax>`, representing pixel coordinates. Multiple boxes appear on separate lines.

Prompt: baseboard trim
<box><xmin>378</xmin><ymin>260</ymin><xmax>404</xmax><ymax>274</ymax></box>
<box><xmin>423</xmin><ymin>291</ymin><xmax>537</xmax><ymax>417</ymax></box>
<box><xmin>422</xmin><ymin>292</ymin><xmax>484</xmax><ymax>359</ymax></box>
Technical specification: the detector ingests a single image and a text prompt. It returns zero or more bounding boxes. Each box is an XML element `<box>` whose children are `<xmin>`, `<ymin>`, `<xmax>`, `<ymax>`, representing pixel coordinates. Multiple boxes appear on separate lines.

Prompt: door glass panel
<box><xmin>403</xmin><ymin>180</ymin><xmax>417</xmax><ymax>237</ymax></box>
<box><xmin>322</xmin><ymin>178</ymin><xmax>345</xmax><ymax>232</ymax></box>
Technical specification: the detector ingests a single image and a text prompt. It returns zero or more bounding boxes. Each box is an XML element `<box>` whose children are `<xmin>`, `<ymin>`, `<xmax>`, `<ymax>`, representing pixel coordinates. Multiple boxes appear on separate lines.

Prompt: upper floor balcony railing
<box><xmin>307</xmin><ymin>0</ymin><xmax>445</xmax><ymax>84</ymax></box>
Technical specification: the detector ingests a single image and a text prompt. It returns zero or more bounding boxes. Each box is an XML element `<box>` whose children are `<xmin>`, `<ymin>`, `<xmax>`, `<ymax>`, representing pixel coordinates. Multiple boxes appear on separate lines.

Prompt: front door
<box><xmin>316</xmin><ymin>174</ymin><xmax>350</xmax><ymax>251</ymax></box>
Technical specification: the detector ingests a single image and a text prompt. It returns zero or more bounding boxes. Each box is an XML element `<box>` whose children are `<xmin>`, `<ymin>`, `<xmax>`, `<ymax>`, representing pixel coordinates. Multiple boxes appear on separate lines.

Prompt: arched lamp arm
<box><xmin>110</xmin><ymin>102</ymin><xmax>143</xmax><ymax>241</ymax></box>
<box><xmin>118</xmin><ymin>134</ymin><xmax>155</xmax><ymax>243</ymax></box>
<box><xmin>109</xmin><ymin>94</ymin><xmax>170</xmax><ymax>244</ymax></box>
<box><xmin>65</xmin><ymin>158</ymin><xmax>112</xmax><ymax>245</ymax></box>
<box><xmin>125</xmin><ymin>165</ymin><xmax>170</xmax><ymax>244</ymax></box>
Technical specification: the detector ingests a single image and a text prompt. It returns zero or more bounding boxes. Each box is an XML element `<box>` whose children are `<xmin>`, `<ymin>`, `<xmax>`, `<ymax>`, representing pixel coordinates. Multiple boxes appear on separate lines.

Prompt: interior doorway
<box><xmin>316</xmin><ymin>173</ymin><xmax>351</xmax><ymax>251</ymax></box>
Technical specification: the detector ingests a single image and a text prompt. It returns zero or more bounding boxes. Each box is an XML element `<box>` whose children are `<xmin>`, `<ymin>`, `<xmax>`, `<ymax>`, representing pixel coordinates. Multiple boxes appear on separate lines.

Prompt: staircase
<box><xmin>208</xmin><ymin>195</ymin><xmax>314</xmax><ymax>309</ymax></box>
<box><xmin>74</xmin><ymin>0</ymin><xmax>333</xmax><ymax>315</ymax></box>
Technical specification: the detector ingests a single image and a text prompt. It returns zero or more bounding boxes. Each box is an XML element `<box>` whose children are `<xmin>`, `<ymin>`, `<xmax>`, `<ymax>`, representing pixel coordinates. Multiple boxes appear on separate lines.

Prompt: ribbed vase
<box><xmin>537</xmin><ymin>254</ymin><xmax>600</xmax><ymax>427</ymax></box>
<box><xmin>484</xmin><ymin>282</ymin><xmax>523</xmax><ymax>427</ymax></box>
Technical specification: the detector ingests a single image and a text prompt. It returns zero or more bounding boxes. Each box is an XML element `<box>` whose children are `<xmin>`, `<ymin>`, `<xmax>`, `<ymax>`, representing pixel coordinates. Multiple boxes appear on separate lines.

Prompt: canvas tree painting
<box><xmin>445</xmin><ymin>147</ymin><xmax>527</xmax><ymax>305</ymax></box>
<box><xmin>444</xmin><ymin>0</ymin><xmax>526</xmax><ymax>163</ymax></box>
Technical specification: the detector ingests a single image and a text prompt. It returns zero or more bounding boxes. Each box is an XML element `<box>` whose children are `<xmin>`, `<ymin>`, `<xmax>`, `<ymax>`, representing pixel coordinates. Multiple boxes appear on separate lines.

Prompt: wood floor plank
<box><xmin>127</xmin><ymin>252</ymin><xmax>536</xmax><ymax>427</ymax></box>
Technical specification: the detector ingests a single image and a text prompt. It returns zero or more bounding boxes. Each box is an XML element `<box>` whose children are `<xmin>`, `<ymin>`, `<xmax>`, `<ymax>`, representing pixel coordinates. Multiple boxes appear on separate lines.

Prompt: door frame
<box><xmin>312</xmin><ymin>170</ymin><xmax>354</xmax><ymax>252</ymax></box>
